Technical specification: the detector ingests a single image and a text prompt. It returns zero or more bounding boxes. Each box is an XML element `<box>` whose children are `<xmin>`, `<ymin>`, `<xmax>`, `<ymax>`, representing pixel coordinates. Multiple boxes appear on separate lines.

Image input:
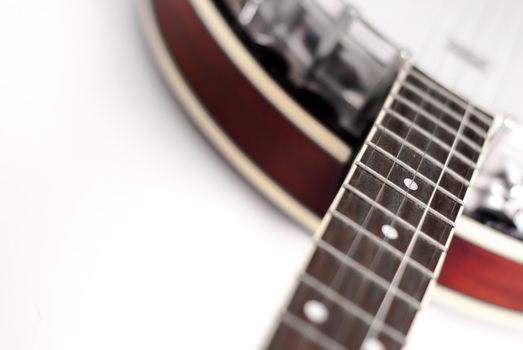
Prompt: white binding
<box><xmin>188</xmin><ymin>0</ymin><xmax>352</xmax><ymax>163</ymax></box>
<box><xmin>139</xmin><ymin>0</ymin><xmax>320</xmax><ymax>232</ymax></box>
<box><xmin>456</xmin><ymin>216</ymin><xmax>523</xmax><ymax>265</ymax></box>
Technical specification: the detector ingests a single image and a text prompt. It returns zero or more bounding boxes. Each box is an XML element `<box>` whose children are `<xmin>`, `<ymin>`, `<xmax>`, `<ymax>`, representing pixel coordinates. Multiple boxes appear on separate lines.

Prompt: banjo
<box><xmin>141</xmin><ymin>0</ymin><xmax>523</xmax><ymax>348</ymax></box>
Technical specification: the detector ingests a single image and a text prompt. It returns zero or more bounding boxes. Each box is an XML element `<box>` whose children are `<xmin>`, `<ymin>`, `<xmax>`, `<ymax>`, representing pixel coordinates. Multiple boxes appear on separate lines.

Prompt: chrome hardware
<box><xmin>222</xmin><ymin>0</ymin><xmax>406</xmax><ymax>139</ymax></box>
<box><xmin>467</xmin><ymin>118</ymin><xmax>523</xmax><ymax>239</ymax></box>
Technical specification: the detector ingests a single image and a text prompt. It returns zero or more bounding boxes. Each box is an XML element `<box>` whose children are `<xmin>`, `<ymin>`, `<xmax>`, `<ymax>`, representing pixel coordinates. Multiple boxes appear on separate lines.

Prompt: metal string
<box><xmin>325</xmin><ymin>0</ymin><xmax>494</xmax><ymax>346</ymax></box>
<box><xmin>294</xmin><ymin>0</ymin><xmax>491</xmax><ymax>348</ymax></box>
<box><xmin>287</xmin><ymin>0</ymin><xmax>504</xmax><ymax>348</ymax></box>
<box><xmin>364</xmin><ymin>0</ymin><xmax>505</xmax><ymax>344</ymax></box>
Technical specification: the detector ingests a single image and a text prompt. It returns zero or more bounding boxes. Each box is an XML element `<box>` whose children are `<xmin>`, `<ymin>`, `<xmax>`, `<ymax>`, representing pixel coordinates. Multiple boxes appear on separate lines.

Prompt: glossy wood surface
<box><xmin>439</xmin><ymin>236</ymin><xmax>523</xmax><ymax>312</ymax></box>
<box><xmin>150</xmin><ymin>0</ymin><xmax>523</xmax><ymax>314</ymax></box>
<box><xmin>153</xmin><ymin>0</ymin><xmax>344</xmax><ymax>216</ymax></box>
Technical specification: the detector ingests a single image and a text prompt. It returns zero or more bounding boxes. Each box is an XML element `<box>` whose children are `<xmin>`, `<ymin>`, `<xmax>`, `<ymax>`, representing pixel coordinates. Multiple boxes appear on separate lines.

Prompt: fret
<box><xmin>347</xmin><ymin>167</ymin><xmax>457</xmax><ymax>228</ymax></box>
<box><xmin>397</xmin><ymin>85</ymin><xmax>461</xmax><ymax>131</ymax></box>
<box><xmin>460</xmin><ymin>123</ymin><xmax>487</xmax><ymax>150</ymax></box>
<box><xmin>318</xmin><ymin>228</ymin><xmax>433</xmax><ymax>306</ymax></box>
<box><xmin>366</xmin><ymin>76</ymin><xmax>479</xmax><ymax>344</ymax></box>
<box><xmin>281</xmin><ymin>280</ymin><xmax>407</xmax><ymax>350</ymax></box>
<box><xmin>383</xmin><ymin>107</ymin><xmax>457</xmax><ymax>159</ymax></box>
<box><xmin>399</xmin><ymin>81</ymin><xmax>489</xmax><ymax>140</ymax></box>
<box><xmin>455</xmin><ymin>139</ymin><xmax>481</xmax><ymax>163</ymax></box>
<box><xmin>395</xmin><ymin>260</ymin><xmax>432</xmax><ymax>302</ymax></box>
<box><xmin>343</xmin><ymin>184</ymin><xmax>450</xmax><ymax>250</ymax></box>
<box><xmin>364</xmin><ymin>141</ymin><xmax>464</xmax><ymax>205</ymax></box>
<box><xmin>334</xmin><ymin>206</ymin><xmax>433</xmax><ymax>280</ymax></box>
<box><xmin>391</xmin><ymin>94</ymin><xmax>485</xmax><ymax>154</ymax></box>
<box><xmin>359</xmin><ymin>148</ymin><xmax>439</xmax><ymax>204</ymax></box>
<box><xmin>277</xmin><ymin>313</ymin><xmax>347</xmax><ymax>350</ymax></box>
<box><xmin>344</xmin><ymin>178</ymin><xmax>424</xmax><ymax>230</ymax></box>
<box><xmin>316</xmin><ymin>241</ymin><xmax>424</xmax><ymax>308</ymax></box>
<box><xmin>301</xmin><ymin>274</ymin><xmax>411</xmax><ymax>344</ymax></box>
<box><xmin>407</xmin><ymin>68</ymin><xmax>493</xmax><ymax>128</ymax></box>
<box><xmin>447</xmin><ymin>154</ymin><xmax>475</xmax><ymax>180</ymax></box>
<box><xmin>361</xmin><ymin>146</ymin><xmax>464</xmax><ymax>221</ymax></box>
<box><xmin>392</xmin><ymin>93</ymin><xmax>462</xmax><ymax>143</ymax></box>
<box><xmin>284</xmin><ymin>243</ymin><xmax>428</xmax><ymax>349</ymax></box>
<box><xmin>384</xmin><ymin>108</ymin><xmax>479</xmax><ymax>169</ymax></box>
<box><xmin>316</xmin><ymin>240</ymin><xmax>396</xmax><ymax>294</ymax></box>
<box><xmin>277</xmin><ymin>312</ymin><xmax>403</xmax><ymax>350</ymax></box>
<box><xmin>420</xmin><ymin>209</ymin><xmax>455</xmax><ymax>248</ymax></box>
<box><xmin>301</xmin><ymin>273</ymin><xmax>378</xmax><ymax>327</ymax></box>
<box><xmin>369</xmin><ymin>333</ymin><xmax>403</xmax><ymax>350</ymax></box>
<box><xmin>328</xmin><ymin>210</ymin><xmax>400</xmax><ymax>255</ymax></box>
<box><xmin>373</xmin><ymin>125</ymin><xmax>471</xmax><ymax>190</ymax></box>
<box><xmin>278</xmin><ymin>274</ymin><xmax>420</xmax><ymax>349</ymax></box>
<box><xmin>372</xmin><ymin>126</ymin><xmax>472</xmax><ymax>206</ymax></box>
<box><xmin>383</xmin><ymin>298</ymin><xmax>419</xmax><ymax>335</ymax></box>
<box><xmin>355</xmin><ymin>161</ymin><xmax>459</xmax><ymax>223</ymax></box>
<box><xmin>330</xmin><ymin>210</ymin><xmax>439</xmax><ymax>274</ymax></box>
<box><xmin>409</xmin><ymin>235</ymin><xmax>443</xmax><ymax>273</ymax></box>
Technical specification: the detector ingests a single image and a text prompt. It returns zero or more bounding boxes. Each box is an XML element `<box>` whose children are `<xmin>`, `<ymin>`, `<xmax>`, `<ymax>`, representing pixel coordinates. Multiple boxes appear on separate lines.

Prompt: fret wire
<box><xmin>344</xmin><ymin>184</ymin><xmax>447</xmax><ymax>251</ymax></box>
<box><xmin>376</xmin><ymin>125</ymin><xmax>471</xmax><ymax>186</ymax></box>
<box><xmin>330</xmin><ymin>209</ymin><xmax>436</xmax><ymax>277</ymax></box>
<box><xmin>366</xmin><ymin>101</ymin><xmax>475</xmax><ymax>341</ymax></box>
<box><xmin>315</xmin><ymin>97</ymin><xmax>437</xmax><ymax>347</ymax></box>
<box><xmin>281</xmin><ymin>313</ymin><xmax>348</xmax><ymax>350</ymax></box>
<box><xmin>358</xmin><ymin>67</ymin><xmax>471</xmax><ymax>342</ymax></box>
<box><xmin>316</xmin><ymin>77</ymin><xmax>438</xmax><ymax>348</ymax></box>
<box><xmin>386</xmin><ymin>107</ymin><xmax>480</xmax><ymax>168</ymax></box>
<box><xmin>392</xmin><ymin>94</ymin><xmax>484</xmax><ymax>155</ymax></box>
<box><xmin>408</xmin><ymin>69</ymin><xmax>493</xmax><ymax>127</ymax></box>
<box><xmin>301</xmin><ymin>273</ymin><xmax>375</xmax><ymax>327</ymax></box>
<box><xmin>365</xmin><ymin>141</ymin><xmax>464</xmax><ymax>205</ymax></box>
<box><xmin>269</xmin><ymin>64</ymin><xmax>492</xmax><ymax>349</ymax></box>
<box><xmin>317</xmin><ymin>240</ymin><xmax>422</xmax><ymax>310</ymax></box>
<box><xmin>355</xmin><ymin>161</ymin><xmax>457</xmax><ymax>227</ymax></box>
<box><xmin>301</xmin><ymin>273</ymin><xmax>407</xmax><ymax>345</ymax></box>
<box><xmin>401</xmin><ymin>82</ymin><xmax>488</xmax><ymax>139</ymax></box>
<box><xmin>390</xmin><ymin>94</ymin><xmax>485</xmax><ymax>156</ymax></box>
<box><xmin>274</xmin><ymin>66</ymin><xmax>480</xmax><ymax>349</ymax></box>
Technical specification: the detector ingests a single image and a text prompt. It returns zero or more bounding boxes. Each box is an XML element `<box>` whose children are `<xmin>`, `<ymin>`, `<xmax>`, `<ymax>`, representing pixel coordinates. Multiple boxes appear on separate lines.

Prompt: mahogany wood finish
<box><xmin>152</xmin><ymin>0</ymin><xmax>344</xmax><ymax>216</ymax></box>
<box><xmin>439</xmin><ymin>236</ymin><xmax>523</xmax><ymax>312</ymax></box>
<box><xmin>149</xmin><ymin>0</ymin><xmax>523</xmax><ymax>315</ymax></box>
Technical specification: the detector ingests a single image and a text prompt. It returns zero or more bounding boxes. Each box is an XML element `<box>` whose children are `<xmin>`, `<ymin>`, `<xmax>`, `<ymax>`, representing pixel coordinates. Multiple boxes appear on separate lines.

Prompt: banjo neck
<box><xmin>265</xmin><ymin>63</ymin><xmax>494</xmax><ymax>350</ymax></box>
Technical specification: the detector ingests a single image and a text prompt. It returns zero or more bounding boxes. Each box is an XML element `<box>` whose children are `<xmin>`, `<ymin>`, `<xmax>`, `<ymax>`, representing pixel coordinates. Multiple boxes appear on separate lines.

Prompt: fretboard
<box><xmin>265</xmin><ymin>64</ymin><xmax>494</xmax><ymax>350</ymax></box>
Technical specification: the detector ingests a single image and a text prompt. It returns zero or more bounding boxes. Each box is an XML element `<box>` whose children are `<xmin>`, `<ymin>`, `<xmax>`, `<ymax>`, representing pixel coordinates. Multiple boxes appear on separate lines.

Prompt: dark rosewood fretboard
<box><xmin>266</xmin><ymin>64</ymin><xmax>494</xmax><ymax>350</ymax></box>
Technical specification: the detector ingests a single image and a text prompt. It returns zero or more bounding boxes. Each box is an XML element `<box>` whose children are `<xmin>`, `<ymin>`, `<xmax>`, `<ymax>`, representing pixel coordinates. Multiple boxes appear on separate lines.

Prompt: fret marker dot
<box><xmin>403</xmin><ymin>178</ymin><xmax>419</xmax><ymax>191</ymax></box>
<box><xmin>362</xmin><ymin>338</ymin><xmax>386</xmax><ymax>350</ymax></box>
<box><xmin>303</xmin><ymin>300</ymin><xmax>329</xmax><ymax>324</ymax></box>
<box><xmin>381</xmin><ymin>225</ymin><xmax>398</xmax><ymax>240</ymax></box>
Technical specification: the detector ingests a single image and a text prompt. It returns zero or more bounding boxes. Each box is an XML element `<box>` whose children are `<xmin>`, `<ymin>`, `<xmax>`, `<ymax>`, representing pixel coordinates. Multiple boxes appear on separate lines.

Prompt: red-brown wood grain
<box><xmin>150</xmin><ymin>0</ymin><xmax>523</xmax><ymax>314</ymax></box>
<box><xmin>439</xmin><ymin>236</ymin><xmax>523</xmax><ymax>312</ymax></box>
<box><xmin>152</xmin><ymin>0</ymin><xmax>344</xmax><ymax>216</ymax></box>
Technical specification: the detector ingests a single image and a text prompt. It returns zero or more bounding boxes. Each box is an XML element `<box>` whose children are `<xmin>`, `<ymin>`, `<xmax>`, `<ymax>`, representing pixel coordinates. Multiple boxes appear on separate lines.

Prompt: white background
<box><xmin>0</xmin><ymin>0</ymin><xmax>522</xmax><ymax>349</ymax></box>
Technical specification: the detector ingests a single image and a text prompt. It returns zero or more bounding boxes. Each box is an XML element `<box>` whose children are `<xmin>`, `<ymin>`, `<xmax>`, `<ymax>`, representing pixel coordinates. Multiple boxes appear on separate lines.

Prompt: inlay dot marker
<box><xmin>303</xmin><ymin>300</ymin><xmax>329</xmax><ymax>324</ymax></box>
<box><xmin>362</xmin><ymin>337</ymin><xmax>386</xmax><ymax>350</ymax></box>
<box><xmin>381</xmin><ymin>224</ymin><xmax>399</xmax><ymax>240</ymax></box>
<box><xmin>403</xmin><ymin>178</ymin><xmax>419</xmax><ymax>191</ymax></box>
